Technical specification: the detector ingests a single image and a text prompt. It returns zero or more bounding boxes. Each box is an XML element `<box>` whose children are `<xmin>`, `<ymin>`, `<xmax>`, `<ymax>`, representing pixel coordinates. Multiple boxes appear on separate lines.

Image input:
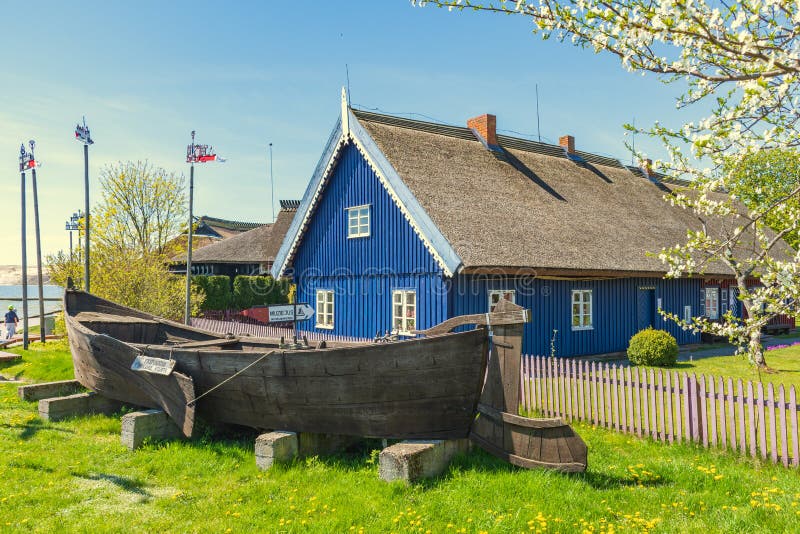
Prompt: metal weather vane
<box><xmin>75</xmin><ymin>117</ymin><xmax>93</xmax><ymax>145</ymax></box>
<box><xmin>186</xmin><ymin>130</ymin><xmax>225</xmax><ymax>163</ymax></box>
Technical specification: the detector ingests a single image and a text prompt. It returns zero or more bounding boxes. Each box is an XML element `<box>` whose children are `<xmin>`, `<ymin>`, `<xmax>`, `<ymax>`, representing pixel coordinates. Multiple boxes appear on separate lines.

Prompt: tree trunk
<box><xmin>748</xmin><ymin>328</ymin><xmax>768</xmax><ymax>369</ymax></box>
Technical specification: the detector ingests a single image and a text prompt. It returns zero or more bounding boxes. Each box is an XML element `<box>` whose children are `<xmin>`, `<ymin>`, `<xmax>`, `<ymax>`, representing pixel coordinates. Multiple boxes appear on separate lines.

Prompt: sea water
<box><xmin>0</xmin><ymin>285</ymin><xmax>64</xmax><ymax>318</ymax></box>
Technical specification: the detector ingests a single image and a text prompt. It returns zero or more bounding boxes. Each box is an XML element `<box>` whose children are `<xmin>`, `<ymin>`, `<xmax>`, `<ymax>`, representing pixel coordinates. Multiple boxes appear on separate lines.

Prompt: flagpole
<box><xmin>30</xmin><ymin>141</ymin><xmax>45</xmax><ymax>343</ymax></box>
<box><xmin>184</xmin><ymin>131</ymin><xmax>220</xmax><ymax>324</ymax></box>
<box><xmin>19</xmin><ymin>144</ymin><xmax>29</xmax><ymax>350</ymax></box>
<box><xmin>184</xmin><ymin>140</ymin><xmax>195</xmax><ymax>325</ymax></box>
<box><xmin>269</xmin><ymin>142</ymin><xmax>275</xmax><ymax>223</ymax></box>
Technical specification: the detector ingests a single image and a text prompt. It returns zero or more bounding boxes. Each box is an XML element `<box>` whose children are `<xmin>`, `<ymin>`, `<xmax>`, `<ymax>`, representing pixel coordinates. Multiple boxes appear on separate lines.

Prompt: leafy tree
<box><xmin>94</xmin><ymin>161</ymin><xmax>186</xmax><ymax>256</ymax></box>
<box><xmin>417</xmin><ymin>0</ymin><xmax>800</xmax><ymax>368</ymax></box>
<box><xmin>47</xmin><ymin>160</ymin><xmax>201</xmax><ymax>321</ymax></box>
<box><xmin>726</xmin><ymin>149</ymin><xmax>800</xmax><ymax>250</ymax></box>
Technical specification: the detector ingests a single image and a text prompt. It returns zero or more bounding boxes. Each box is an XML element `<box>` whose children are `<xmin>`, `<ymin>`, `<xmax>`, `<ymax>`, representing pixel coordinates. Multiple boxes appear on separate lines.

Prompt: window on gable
<box><xmin>316</xmin><ymin>290</ymin><xmax>334</xmax><ymax>329</ymax></box>
<box><xmin>488</xmin><ymin>290</ymin><xmax>516</xmax><ymax>312</ymax></box>
<box><xmin>705</xmin><ymin>288</ymin><xmax>720</xmax><ymax>320</ymax></box>
<box><xmin>572</xmin><ymin>290</ymin><xmax>593</xmax><ymax>330</ymax></box>
<box><xmin>392</xmin><ymin>290</ymin><xmax>416</xmax><ymax>336</ymax></box>
<box><xmin>347</xmin><ymin>205</ymin><xmax>370</xmax><ymax>238</ymax></box>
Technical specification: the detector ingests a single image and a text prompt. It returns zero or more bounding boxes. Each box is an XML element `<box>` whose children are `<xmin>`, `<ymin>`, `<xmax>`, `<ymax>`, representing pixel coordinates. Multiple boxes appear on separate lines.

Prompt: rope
<box><xmin>186</xmin><ymin>350</ymin><xmax>277</xmax><ymax>407</ymax></box>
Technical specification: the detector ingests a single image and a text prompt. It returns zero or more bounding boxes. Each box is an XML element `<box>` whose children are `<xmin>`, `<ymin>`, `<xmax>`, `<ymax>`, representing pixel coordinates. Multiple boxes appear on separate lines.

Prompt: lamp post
<box><xmin>18</xmin><ymin>144</ymin><xmax>30</xmax><ymax>350</ymax></box>
<box><xmin>74</xmin><ymin>117</ymin><xmax>93</xmax><ymax>292</ymax></box>
<box><xmin>65</xmin><ymin>211</ymin><xmax>80</xmax><ymax>260</ymax></box>
<box><xmin>28</xmin><ymin>141</ymin><xmax>45</xmax><ymax>343</ymax></box>
<box><xmin>184</xmin><ymin>131</ymin><xmax>221</xmax><ymax>324</ymax></box>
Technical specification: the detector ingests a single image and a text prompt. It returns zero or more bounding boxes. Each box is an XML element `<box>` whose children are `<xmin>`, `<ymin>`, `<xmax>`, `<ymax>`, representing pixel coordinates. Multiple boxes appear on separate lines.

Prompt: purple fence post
<box><xmin>757</xmin><ymin>382</ymin><xmax>768</xmax><ymax>460</ymax></box>
<box><xmin>657</xmin><ymin>370</ymin><xmax>665</xmax><ymax>442</ymax></box>
<box><xmin>790</xmin><ymin>386</ymin><xmax>798</xmax><ymax>468</ymax></box>
<box><xmin>708</xmin><ymin>375</ymin><xmax>718</xmax><ymax>448</ymax></box>
<box><xmin>633</xmin><ymin>368</ymin><xmax>642</xmax><ymax>437</ymax></box>
<box><xmin>610</xmin><ymin>364</ymin><xmax>618</xmax><ymax>431</ymax></box>
<box><xmin>768</xmin><ymin>383</ymin><xmax>778</xmax><ymax>464</ymax></box>
<box><xmin>624</xmin><ymin>366</ymin><xmax>633</xmax><ymax>434</ymax></box>
<box><xmin>699</xmin><ymin>375</ymin><xmax>709</xmax><ymax>447</ymax></box>
<box><xmin>619</xmin><ymin>365</ymin><xmax>629</xmax><ymax>433</ymax></box>
<box><xmin>566</xmin><ymin>359</ymin><xmax>574</xmax><ymax>421</ymax></box>
<box><xmin>687</xmin><ymin>374</ymin><xmax>699</xmax><ymax>443</ymax></box>
<box><xmin>599</xmin><ymin>363</ymin><xmax>608</xmax><ymax>428</ymax></box>
<box><xmin>577</xmin><ymin>360</ymin><xmax>585</xmax><ymax>422</ymax></box>
<box><xmin>718</xmin><ymin>376</ymin><xmax>727</xmax><ymax>450</ymax></box>
<box><xmin>672</xmin><ymin>371</ymin><xmax>681</xmax><ymax>443</ymax></box>
<box><xmin>664</xmin><ymin>370</ymin><xmax>674</xmax><ymax>443</ymax></box>
<box><xmin>738</xmin><ymin>380</ymin><xmax>747</xmax><ymax>454</ymax></box>
<box><xmin>747</xmin><ymin>381</ymin><xmax>757</xmax><ymax>458</ymax></box>
<box><xmin>778</xmin><ymin>385</ymin><xmax>788</xmax><ymax>468</ymax></box>
<box><xmin>587</xmin><ymin>362</ymin><xmax>599</xmax><ymax>425</ymax></box>
<box><xmin>726</xmin><ymin>377</ymin><xmax>735</xmax><ymax>451</ymax></box>
<box><xmin>641</xmin><ymin>369</ymin><xmax>650</xmax><ymax>437</ymax></box>
<box><xmin>648</xmin><ymin>369</ymin><xmax>657</xmax><ymax>441</ymax></box>
<box><xmin>555</xmin><ymin>358</ymin><xmax>562</xmax><ymax>416</ymax></box>
<box><xmin>547</xmin><ymin>357</ymin><xmax>555</xmax><ymax>417</ymax></box>
<box><xmin>536</xmin><ymin>356</ymin><xmax>544</xmax><ymax>413</ymax></box>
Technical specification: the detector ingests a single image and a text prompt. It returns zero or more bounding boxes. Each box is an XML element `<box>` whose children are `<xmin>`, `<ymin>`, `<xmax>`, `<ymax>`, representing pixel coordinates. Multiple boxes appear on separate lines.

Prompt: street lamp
<box><xmin>65</xmin><ymin>211</ymin><xmax>81</xmax><ymax>260</ymax></box>
<box><xmin>184</xmin><ymin>131</ymin><xmax>222</xmax><ymax>324</ymax></box>
<box><xmin>74</xmin><ymin>117</ymin><xmax>93</xmax><ymax>292</ymax></box>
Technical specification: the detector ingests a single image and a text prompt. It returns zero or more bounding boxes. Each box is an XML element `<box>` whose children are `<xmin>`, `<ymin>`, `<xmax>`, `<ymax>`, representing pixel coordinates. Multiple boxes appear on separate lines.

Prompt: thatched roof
<box><xmin>352</xmin><ymin>110</ymin><xmax>776</xmax><ymax>277</ymax></box>
<box><xmin>196</xmin><ymin>215</ymin><xmax>264</xmax><ymax>239</ymax></box>
<box><xmin>175</xmin><ymin>207</ymin><xmax>296</xmax><ymax>265</ymax></box>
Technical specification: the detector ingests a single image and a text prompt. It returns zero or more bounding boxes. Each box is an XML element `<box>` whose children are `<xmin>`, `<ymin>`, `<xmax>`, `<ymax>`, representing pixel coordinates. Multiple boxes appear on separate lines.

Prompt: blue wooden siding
<box><xmin>292</xmin><ymin>143</ymin><xmax>442</xmax><ymax>275</ymax></box>
<box><xmin>451</xmin><ymin>276</ymin><xmax>701</xmax><ymax>356</ymax></box>
<box><xmin>291</xmin><ymin>142</ymin><xmax>447</xmax><ymax>337</ymax></box>
<box><xmin>296</xmin><ymin>274</ymin><xmax>449</xmax><ymax>338</ymax></box>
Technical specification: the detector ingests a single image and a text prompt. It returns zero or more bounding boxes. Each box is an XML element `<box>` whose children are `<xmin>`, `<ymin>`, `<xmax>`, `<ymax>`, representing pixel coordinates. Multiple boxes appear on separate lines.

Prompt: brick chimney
<box><xmin>467</xmin><ymin>114</ymin><xmax>498</xmax><ymax>147</ymax></box>
<box><xmin>559</xmin><ymin>135</ymin><xmax>575</xmax><ymax>154</ymax></box>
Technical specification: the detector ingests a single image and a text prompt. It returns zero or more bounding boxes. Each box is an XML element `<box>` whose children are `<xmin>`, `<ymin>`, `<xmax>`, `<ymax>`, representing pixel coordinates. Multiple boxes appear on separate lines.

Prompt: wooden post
<box><xmin>469</xmin><ymin>300</ymin><xmax>587</xmax><ymax>472</ymax></box>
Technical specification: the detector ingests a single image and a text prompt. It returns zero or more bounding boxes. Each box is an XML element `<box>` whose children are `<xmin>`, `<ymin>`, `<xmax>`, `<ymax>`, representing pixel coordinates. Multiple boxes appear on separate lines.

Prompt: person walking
<box><xmin>5</xmin><ymin>305</ymin><xmax>19</xmax><ymax>340</ymax></box>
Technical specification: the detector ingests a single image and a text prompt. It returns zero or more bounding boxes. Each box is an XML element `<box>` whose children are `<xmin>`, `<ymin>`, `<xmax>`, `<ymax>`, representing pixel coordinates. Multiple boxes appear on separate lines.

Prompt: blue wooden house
<box><xmin>271</xmin><ymin>91</ymin><xmax>731</xmax><ymax>357</ymax></box>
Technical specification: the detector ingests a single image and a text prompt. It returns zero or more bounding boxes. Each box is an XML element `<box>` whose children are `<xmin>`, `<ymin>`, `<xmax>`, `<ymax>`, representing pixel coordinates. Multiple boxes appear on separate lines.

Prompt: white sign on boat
<box><xmin>131</xmin><ymin>355</ymin><xmax>176</xmax><ymax>376</ymax></box>
<box><xmin>268</xmin><ymin>303</ymin><xmax>314</xmax><ymax>323</ymax></box>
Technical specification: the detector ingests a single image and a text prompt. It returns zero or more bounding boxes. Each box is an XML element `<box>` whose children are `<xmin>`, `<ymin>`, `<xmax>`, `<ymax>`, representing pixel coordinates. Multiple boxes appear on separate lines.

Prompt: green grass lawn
<box><xmin>3</xmin><ymin>345</ymin><xmax>800</xmax><ymax>532</ymax></box>
<box><xmin>1</xmin><ymin>339</ymin><xmax>74</xmax><ymax>383</ymax></box>
<box><xmin>645</xmin><ymin>345</ymin><xmax>800</xmax><ymax>391</ymax></box>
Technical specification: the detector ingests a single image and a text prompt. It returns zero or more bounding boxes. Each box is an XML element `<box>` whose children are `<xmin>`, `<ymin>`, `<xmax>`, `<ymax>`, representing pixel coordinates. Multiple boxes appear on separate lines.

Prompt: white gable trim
<box><xmin>271</xmin><ymin>110</ymin><xmax>463</xmax><ymax>279</ymax></box>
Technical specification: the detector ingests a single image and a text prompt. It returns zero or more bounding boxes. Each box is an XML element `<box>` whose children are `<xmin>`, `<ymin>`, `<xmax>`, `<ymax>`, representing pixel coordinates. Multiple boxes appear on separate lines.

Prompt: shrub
<box><xmin>627</xmin><ymin>328</ymin><xmax>679</xmax><ymax>367</ymax></box>
<box><xmin>232</xmin><ymin>275</ymin><xmax>290</xmax><ymax>309</ymax></box>
<box><xmin>193</xmin><ymin>275</ymin><xmax>232</xmax><ymax>311</ymax></box>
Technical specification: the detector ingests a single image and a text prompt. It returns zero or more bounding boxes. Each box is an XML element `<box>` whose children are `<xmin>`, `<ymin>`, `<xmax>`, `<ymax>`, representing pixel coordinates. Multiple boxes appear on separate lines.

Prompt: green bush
<box><xmin>232</xmin><ymin>275</ymin><xmax>290</xmax><ymax>309</ymax></box>
<box><xmin>627</xmin><ymin>328</ymin><xmax>679</xmax><ymax>367</ymax></box>
<box><xmin>192</xmin><ymin>275</ymin><xmax>232</xmax><ymax>311</ymax></box>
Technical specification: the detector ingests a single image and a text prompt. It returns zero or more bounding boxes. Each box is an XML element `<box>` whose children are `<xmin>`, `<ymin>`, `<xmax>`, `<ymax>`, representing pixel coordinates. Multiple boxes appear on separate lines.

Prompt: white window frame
<box><xmin>315</xmin><ymin>290</ymin><xmax>334</xmax><ymax>329</ymax></box>
<box><xmin>346</xmin><ymin>205</ymin><xmax>370</xmax><ymax>238</ymax></box>
<box><xmin>684</xmin><ymin>305</ymin><xmax>692</xmax><ymax>324</ymax></box>
<box><xmin>488</xmin><ymin>290</ymin><xmax>516</xmax><ymax>312</ymax></box>
<box><xmin>721</xmin><ymin>289</ymin><xmax>729</xmax><ymax>316</ymax></box>
<box><xmin>392</xmin><ymin>290</ymin><xmax>416</xmax><ymax>336</ymax></box>
<box><xmin>571</xmin><ymin>289</ymin><xmax>593</xmax><ymax>331</ymax></box>
<box><xmin>705</xmin><ymin>288</ymin><xmax>720</xmax><ymax>320</ymax></box>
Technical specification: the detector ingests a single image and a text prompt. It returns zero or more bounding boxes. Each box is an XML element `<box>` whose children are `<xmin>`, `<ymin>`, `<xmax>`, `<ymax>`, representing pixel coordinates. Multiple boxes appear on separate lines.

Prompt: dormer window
<box><xmin>347</xmin><ymin>205</ymin><xmax>370</xmax><ymax>238</ymax></box>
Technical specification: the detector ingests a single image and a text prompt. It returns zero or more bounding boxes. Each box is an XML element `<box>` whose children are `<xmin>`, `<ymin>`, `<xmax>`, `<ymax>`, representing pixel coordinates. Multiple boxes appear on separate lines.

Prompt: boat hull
<box><xmin>65</xmin><ymin>291</ymin><xmax>488</xmax><ymax>439</ymax></box>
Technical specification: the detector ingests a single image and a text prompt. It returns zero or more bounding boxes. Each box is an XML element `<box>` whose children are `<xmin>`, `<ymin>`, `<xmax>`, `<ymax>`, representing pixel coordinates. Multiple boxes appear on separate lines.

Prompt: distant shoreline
<box><xmin>0</xmin><ymin>265</ymin><xmax>52</xmax><ymax>286</ymax></box>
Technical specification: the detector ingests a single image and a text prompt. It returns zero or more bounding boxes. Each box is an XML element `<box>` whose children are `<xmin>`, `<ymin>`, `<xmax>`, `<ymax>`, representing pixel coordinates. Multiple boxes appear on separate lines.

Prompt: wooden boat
<box><xmin>64</xmin><ymin>290</ymin><xmax>587</xmax><ymax>472</ymax></box>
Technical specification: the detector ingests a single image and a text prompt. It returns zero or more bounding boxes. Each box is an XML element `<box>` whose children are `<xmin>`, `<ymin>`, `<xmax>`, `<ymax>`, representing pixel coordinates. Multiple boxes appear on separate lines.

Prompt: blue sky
<box><xmin>0</xmin><ymin>1</ymin><xmax>698</xmax><ymax>266</ymax></box>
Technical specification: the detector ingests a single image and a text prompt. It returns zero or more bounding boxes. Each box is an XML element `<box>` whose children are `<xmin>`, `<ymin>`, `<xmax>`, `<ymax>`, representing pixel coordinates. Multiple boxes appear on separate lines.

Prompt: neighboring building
<box><xmin>167</xmin><ymin>215</ymin><xmax>265</xmax><ymax>256</ymax></box>
<box><xmin>172</xmin><ymin>202</ymin><xmax>298</xmax><ymax>276</ymax></box>
<box><xmin>270</xmin><ymin>93</ymin><xmax>771</xmax><ymax>356</ymax></box>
